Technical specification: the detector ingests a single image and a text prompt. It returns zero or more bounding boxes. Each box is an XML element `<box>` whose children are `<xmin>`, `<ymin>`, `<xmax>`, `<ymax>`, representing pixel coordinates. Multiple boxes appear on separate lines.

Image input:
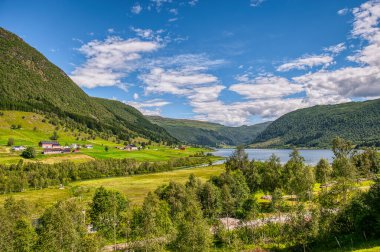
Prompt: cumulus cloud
<box><xmin>131</xmin><ymin>3</ymin><xmax>142</xmax><ymax>14</ymax></box>
<box><xmin>140</xmin><ymin>67</ymin><xmax>218</xmax><ymax>95</ymax></box>
<box><xmin>323</xmin><ymin>43</ymin><xmax>346</xmax><ymax>54</ymax></box>
<box><xmin>70</xmin><ymin>36</ymin><xmax>160</xmax><ymax>89</ymax></box>
<box><xmin>230</xmin><ymin>76</ymin><xmax>304</xmax><ymax>99</ymax></box>
<box><xmin>277</xmin><ymin>55</ymin><xmax>334</xmax><ymax>72</ymax></box>
<box><xmin>126</xmin><ymin>99</ymin><xmax>170</xmax><ymax>116</ymax></box>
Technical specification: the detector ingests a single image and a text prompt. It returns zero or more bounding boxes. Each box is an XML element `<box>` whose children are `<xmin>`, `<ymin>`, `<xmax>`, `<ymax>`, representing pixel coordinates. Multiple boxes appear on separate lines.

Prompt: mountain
<box><xmin>148</xmin><ymin>116</ymin><xmax>271</xmax><ymax>147</ymax></box>
<box><xmin>0</xmin><ymin>27</ymin><xmax>176</xmax><ymax>143</ymax></box>
<box><xmin>252</xmin><ymin>99</ymin><xmax>380</xmax><ymax>148</ymax></box>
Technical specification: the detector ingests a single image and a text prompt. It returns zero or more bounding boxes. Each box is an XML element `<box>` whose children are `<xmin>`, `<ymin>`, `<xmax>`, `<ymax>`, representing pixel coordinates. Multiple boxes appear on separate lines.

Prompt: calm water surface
<box><xmin>213</xmin><ymin>149</ymin><xmax>334</xmax><ymax>165</ymax></box>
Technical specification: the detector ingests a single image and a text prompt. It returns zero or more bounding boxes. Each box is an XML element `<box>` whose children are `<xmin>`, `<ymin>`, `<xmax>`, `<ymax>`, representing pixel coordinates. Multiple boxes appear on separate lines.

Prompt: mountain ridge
<box><xmin>0</xmin><ymin>27</ymin><xmax>176</xmax><ymax>143</ymax></box>
<box><xmin>251</xmin><ymin>99</ymin><xmax>380</xmax><ymax>148</ymax></box>
<box><xmin>148</xmin><ymin>115</ymin><xmax>271</xmax><ymax>147</ymax></box>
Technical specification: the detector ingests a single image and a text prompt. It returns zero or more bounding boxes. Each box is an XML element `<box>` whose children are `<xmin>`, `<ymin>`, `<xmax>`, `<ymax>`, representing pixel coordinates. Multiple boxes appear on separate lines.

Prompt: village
<box><xmin>11</xmin><ymin>141</ymin><xmax>143</xmax><ymax>155</ymax></box>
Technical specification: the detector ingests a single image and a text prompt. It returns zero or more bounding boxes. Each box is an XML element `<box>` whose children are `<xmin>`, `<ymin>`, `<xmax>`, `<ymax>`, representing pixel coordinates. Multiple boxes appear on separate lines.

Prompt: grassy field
<box><xmin>0</xmin><ymin>110</ymin><xmax>213</xmax><ymax>164</ymax></box>
<box><xmin>0</xmin><ymin>164</ymin><xmax>225</xmax><ymax>216</ymax></box>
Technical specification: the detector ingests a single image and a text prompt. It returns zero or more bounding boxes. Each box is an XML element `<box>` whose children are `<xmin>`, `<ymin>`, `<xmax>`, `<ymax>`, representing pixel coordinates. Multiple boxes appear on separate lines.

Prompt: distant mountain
<box><xmin>0</xmin><ymin>27</ymin><xmax>176</xmax><ymax>143</ymax></box>
<box><xmin>148</xmin><ymin>116</ymin><xmax>271</xmax><ymax>147</ymax></box>
<box><xmin>251</xmin><ymin>99</ymin><xmax>380</xmax><ymax>148</ymax></box>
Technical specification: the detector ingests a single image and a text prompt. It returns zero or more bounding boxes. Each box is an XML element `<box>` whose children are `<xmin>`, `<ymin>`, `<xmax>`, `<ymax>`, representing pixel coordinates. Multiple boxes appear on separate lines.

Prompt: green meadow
<box><xmin>0</xmin><ymin>164</ymin><xmax>225</xmax><ymax>215</ymax></box>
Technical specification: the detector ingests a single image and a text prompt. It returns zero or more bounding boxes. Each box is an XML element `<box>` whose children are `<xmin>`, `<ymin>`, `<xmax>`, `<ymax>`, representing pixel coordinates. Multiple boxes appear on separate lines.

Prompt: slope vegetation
<box><xmin>252</xmin><ymin>99</ymin><xmax>380</xmax><ymax>148</ymax></box>
<box><xmin>0</xmin><ymin>27</ymin><xmax>175</xmax><ymax>143</ymax></box>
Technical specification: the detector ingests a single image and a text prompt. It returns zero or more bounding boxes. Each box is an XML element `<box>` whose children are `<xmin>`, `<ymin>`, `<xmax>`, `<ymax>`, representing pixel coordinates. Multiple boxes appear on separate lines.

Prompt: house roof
<box><xmin>40</xmin><ymin>141</ymin><xmax>59</xmax><ymax>144</ymax></box>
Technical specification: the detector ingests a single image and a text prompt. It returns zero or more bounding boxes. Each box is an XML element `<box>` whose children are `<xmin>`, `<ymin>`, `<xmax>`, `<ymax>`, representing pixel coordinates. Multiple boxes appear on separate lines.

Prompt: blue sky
<box><xmin>1</xmin><ymin>0</ymin><xmax>380</xmax><ymax>126</ymax></box>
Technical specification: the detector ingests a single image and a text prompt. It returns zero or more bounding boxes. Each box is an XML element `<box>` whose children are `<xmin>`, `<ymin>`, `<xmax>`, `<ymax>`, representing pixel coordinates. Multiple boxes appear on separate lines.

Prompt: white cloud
<box><xmin>133</xmin><ymin>93</ymin><xmax>139</xmax><ymax>100</ymax></box>
<box><xmin>70</xmin><ymin>36</ymin><xmax>160</xmax><ymax>89</ymax></box>
<box><xmin>337</xmin><ymin>8</ymin><xmax>349</xmax><ymax>16</ymax></box>
<box><xmin>131</xmin><ymin>3</ymin><xmax>142</xmax><ymax>14</ymax></box>
<box><xmin>230</xmin><ymin>76</ymin><xmax>304</xmax><ymax>99</ymax></box>
<box><xmin>188</xmin><ymin>0</ymin><xmax>198</xmax><ymax>6</ymax></box>
<box><xmin>277</xmin><ymin>55</ymin><xmax>334</xmax><ymax>72</ymax></box>
<box><xmin>107</xmin><ymin>28</ymin><xmax>115</xmax><ymax>33</ymax></box>
<box><xmin>323</xmin><ymin>43</ymin><xmax>346</xmax><ymax>54</ymax></box>
<box><xmin>125</xmin><ymin>99</ymin><xmax>170</xmax><ymax>116</ymax></box>
<box><xmin>250</xmin><ymin>0</ymin><xmax>266</xmax><ymax>7</ymax></box>
<box><xmin>140</xmin><ymin>67</ymin><xmax>218</xmax><ymax>95</ymax></box>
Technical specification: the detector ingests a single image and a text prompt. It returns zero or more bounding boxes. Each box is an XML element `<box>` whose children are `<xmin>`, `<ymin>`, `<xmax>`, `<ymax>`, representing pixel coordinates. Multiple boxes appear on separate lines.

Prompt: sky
<box><xmin>1</xmin><ymin>0</ymin><xmax>380</xmax><ymax>126</ymax></box>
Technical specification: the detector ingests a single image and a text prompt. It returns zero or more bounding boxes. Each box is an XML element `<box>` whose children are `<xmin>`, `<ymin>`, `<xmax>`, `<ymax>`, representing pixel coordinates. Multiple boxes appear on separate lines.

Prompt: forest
<box><xmin>252</xmin><ymin>99</ymin><xmax>380</xmax><ymax>148</ymax></box>
<box><xmin>0</xmin><ymin>137</ymin><xmax>379</xmax><ymax>251</ymax></box>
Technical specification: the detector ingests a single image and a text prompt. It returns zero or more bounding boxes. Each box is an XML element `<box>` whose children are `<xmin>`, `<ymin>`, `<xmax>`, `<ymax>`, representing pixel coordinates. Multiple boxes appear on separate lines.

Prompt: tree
<box><xmin>0</xmin><ymin>198</ymin><xmax>36</xmax><ymax>252</ymax></box>
<box><xmin>261</xmin><ymin>154</ymin><xmax>283</xmax><ymax>194</ymax></box>
<box><xmin>332</xmin><ymin>137</ymin><xmax>354</xmax><ymax>159</ymax></box>
<box><xmin>133</xmin><ymin>192</ymin><xmax>173</xmax><ymax>250</ymax></box>
<box><xmin>37</xmin><ymin>199</ymin><xmax>102</xmax><ymax>251</ymax></box>
<box><xmin>21</xmin><ymin>147</ymin><xmax>36</xmax><ymax>159</ymax></box>
<box><xmin>104</xmin><ymin>146</ymin><xmax>109</xmax><ymax>152</ymax></box>
<box><xmin>225</xmin><ymin>145</ymin><xmax>249</xmax><ymax>172</ymax></box>
<box><xmin>171</xmin><ymin>192</ymin><xmax>212</xmax><ymax>252</ymax></box>
<box><xmin>198</xmin><ymin>182</ymin><xmax>222</xmax><ymax>219</ymax></box>
<box><xmin>89</xmin><ymin>187</ymin><xmax>128</xmax><ymax>242</ymax></box>
<box><xmin>7</xmin><ymin>138</ymin><xmax>14</xmax><ymax>146</ymax></box>
<box><xmin>352</xmin><ymin>147</ymin><xmax>380</xmax><ymax>177</ymax></box>
<box><xmin>283</xmin><ymin>149</ymin><xmax>315</xmax><ymax>200</ymax></box>
<box><xmin>50</xmin><ymin>131</ymin><xmax>59</xmax><ymax>140</ymax></box>
<box><xmin>242</xmin><ymin>160</ymin><xmax>264</xmax><ymax>193</ymax></box>
<box><xmin>315</xmin><ymin>158</ymin><xmax>332</xmax><ymax>185</ymax></box>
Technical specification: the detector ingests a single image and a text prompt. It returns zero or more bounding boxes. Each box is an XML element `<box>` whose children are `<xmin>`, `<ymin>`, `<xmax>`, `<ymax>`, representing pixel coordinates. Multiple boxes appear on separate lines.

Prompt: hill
<box><xmin>148</xmin><ymin>116</ymin><xmax>271</xmax><ymax>147</ymax></box>
<box><xmin>251</xmin><ymin>99</ymin><xmax>380</xmax><ymax>148</ymax></box>
<box><xmin>0</xmin><ymin>27</ymin><xmax>175</xmax><ymax>143</ymax></box>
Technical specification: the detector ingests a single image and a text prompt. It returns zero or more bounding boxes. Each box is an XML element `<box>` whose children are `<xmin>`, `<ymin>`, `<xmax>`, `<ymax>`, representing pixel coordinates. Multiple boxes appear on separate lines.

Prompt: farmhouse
<box><xmin>39</xmin><ymin>141</ymin><xmax>60</xmax><ymax>149</ymax></box>
<box><xmin>124</xmin><ymin>144</ymin><xmax>138</xmax><ymax>151</ymax></box>
<box><xmin>12</xmin><ymin>146</ymin><xmax>26</xmax><ymax>151</ymax></box>
<box><xmin>43</xmin><ymin>148</ymin><xmax>63</xmax><ymax>155</ymax></box>
<box><xmin>43</xmin><ymin>147</ymin><xmax>71</xmax><ymax>155</ymax></box>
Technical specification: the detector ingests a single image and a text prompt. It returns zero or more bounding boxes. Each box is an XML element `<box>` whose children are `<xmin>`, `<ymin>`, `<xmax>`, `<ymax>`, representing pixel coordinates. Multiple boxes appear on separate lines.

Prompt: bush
<box><xmin>50</xmin><ymin>131</ymin><xmax>59</xmax><ymax>140</ymax></box>
<box><xmin>7</xmin><ymin>138</ymin><xmax>14</xmax><ymax>146</ymax></box>
<box><xmin>21</xmin><ymin>147</ymin><xmax>36</xmax><ymax>159</ymax></box>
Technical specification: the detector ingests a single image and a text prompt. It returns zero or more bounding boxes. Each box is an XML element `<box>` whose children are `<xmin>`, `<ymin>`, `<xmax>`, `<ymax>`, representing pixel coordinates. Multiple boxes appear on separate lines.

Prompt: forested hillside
<box><xmin>148</xmin><ymin>116</ymin><xmax>271</xmax><ymax>146</ymax></box>
<box><xmin>0</xmin><ymin>27</ymin><xmax>175</xmax><ymax>143</ymax></box>
<box><xmin>252</xmin><ymin>99</ymin><xmax>380</xmax><ymax>148</ymax></box>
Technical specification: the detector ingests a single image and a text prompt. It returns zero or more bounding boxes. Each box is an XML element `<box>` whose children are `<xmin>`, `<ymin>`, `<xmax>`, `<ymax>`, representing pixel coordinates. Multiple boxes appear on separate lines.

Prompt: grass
<box><xmin>0</xmin><ymin>164</ymin><xmax>225</xmax><ymax>215</ymax></box>
<box><xmin>0</xmin><ymin>110</ymin><xmax>213</xmax><ymax>164</ymax></box>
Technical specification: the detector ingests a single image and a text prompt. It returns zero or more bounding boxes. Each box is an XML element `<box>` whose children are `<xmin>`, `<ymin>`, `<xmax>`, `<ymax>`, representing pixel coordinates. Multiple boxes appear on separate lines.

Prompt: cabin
<box><xmin>84</xmin><ymin>144</ymin><xmax>93</xmax><ymax>149</ymax></box>
<box><xmin>179</xmin><ymin>146</ymin><xmax>186</xmax><ymax>150</ymax></box>
<box><xmin>43</xmin><ymin>148</ymin><xmax>63</xmax><ymax>155</ymax></box>
<box><xmin>43</xmin><ymin>147</ymin><xmax>71</xmax><ymax>155</ymax></box>
<box><xmin>12</xmin><ymin>146</ymin><xmax>26</xmax><ymax>151</ymax></box>
<box><xmin>39</xmin><ymin>141</ymin><xmax>60</xmax><ymax>149</ymax></box>
<box><xmin>124</xmin><ymin>144</ymin><xmax>138</xmax><ymax>151</ymax></box>
<box><xmin>70</xmin><ymin>143</ymin><xmax>78</xmax><ymax>149</ymax></box>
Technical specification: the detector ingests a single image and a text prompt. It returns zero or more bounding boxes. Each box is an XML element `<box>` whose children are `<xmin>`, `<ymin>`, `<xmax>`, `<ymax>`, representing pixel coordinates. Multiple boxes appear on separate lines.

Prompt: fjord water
<box><xmin>214</xmin><ymin>149</ymin><xmax>334</xmax><ymax>165</ymax></box>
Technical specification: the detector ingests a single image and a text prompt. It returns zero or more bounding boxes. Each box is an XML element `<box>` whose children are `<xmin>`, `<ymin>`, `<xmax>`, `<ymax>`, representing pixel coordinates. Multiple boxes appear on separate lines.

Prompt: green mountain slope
<box><xmin>148</xmin><ymin>116</ymin><xmax>271</xmax><ymax>146</ymax></box>
<box><xmin>252</xmin><ymin>99</ymin><xmax>380</xmax><ymax>148</ymax></box>
<box><xmin>0</xmin><ymin>27</ymin><xmax>175</xmax><ymax>143</ymax></box>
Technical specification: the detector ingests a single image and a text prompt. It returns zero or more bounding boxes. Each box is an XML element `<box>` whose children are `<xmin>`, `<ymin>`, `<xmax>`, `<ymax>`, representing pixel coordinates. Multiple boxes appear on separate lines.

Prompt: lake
<box><xmin>213</xmin><ymin>148</ymin><xmax>335</xmax><ymax>165</ymax></box>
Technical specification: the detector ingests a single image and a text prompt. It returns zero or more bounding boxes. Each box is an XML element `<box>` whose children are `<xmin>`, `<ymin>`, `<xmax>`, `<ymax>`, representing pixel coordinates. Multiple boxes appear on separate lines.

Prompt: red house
<box><xmin>39</xmin><ymin>141</ymin><xmax>60</xmax><ymax>149</ymax></box>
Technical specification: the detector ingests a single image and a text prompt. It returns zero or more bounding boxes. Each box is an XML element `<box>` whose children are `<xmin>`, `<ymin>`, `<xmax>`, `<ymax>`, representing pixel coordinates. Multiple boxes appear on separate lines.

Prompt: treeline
<box><xmin>0</xmin><ymin>137</ymin><xmax>379</xmax><ymax>251</ymax></box>
<box><xmin>0</xmin><ymin>156</ymin><xmax>211</xmax><ymax>194</ymax></box>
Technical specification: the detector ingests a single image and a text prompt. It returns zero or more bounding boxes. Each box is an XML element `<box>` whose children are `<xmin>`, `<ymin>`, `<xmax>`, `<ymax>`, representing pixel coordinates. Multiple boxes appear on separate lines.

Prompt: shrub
<box><xmin>21</xmin><ymin>147</ymin><xmax>36</xmax><ymax>159</ymax></box>
<box><xmin>7</xmin><ymin>138</ymin><xmax>14</xmax><ymax>146</ymax></box>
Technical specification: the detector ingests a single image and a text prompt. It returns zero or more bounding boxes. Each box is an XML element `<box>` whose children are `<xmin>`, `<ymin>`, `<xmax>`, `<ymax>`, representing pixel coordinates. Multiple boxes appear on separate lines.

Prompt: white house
<box><xmin>12</xmin><ymin>146</ymin><xmax>26</xmax><ymax>151</ymax></box>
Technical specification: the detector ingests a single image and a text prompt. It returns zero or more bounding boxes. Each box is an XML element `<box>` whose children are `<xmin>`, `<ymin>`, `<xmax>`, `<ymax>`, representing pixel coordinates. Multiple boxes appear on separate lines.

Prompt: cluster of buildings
<box><xmin>39</xmin><ymin>141</ymin><xmax>72</xmax><ymax>155</ymax></box>
<box><xmin>116</xmin><ymin>144</ymin><xmax>139</xmax><ymax>151</ymax></box>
